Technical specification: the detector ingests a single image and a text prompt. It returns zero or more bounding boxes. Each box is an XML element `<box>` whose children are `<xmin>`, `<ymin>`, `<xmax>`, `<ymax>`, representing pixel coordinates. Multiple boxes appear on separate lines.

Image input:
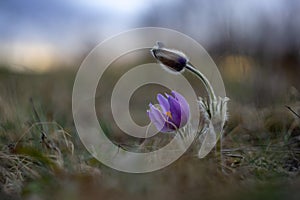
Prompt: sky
<box><xmin>0</xmin><ymin>0</ymin><xmax>159</xmax><ymax>71</ymax></box>
<box><xmin>0</xmin><ymin>0</ymin><xmax>299</xmax><ymax>72</ymax></box>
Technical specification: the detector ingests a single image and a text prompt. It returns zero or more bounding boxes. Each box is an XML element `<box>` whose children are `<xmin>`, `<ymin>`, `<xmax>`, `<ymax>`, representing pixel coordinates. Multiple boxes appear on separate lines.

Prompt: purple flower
<box><xmin>147</xmin><ymin>91</ymin><xmax>190</xmax><ymax>133</ymax></box>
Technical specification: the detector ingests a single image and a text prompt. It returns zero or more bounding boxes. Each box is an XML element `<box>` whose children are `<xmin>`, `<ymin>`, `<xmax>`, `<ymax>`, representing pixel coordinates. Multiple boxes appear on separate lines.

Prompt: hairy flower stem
<box><xmin>186</xmin><ymin>63</ymin><xmax>223</xmax><ymax>162</ymax></box>
<box><xmin>185</xmin><ymin>63</ymin><xmax>216</xmax><ymax>104</ymax></box>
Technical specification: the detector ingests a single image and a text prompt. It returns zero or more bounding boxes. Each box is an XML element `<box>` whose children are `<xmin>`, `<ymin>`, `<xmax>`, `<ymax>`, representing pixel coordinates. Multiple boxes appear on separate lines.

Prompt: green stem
<box><xmin>185</xmin><ymin>63</ymin><xmax>216</xmax><ymax>103</ymax></box>
<box><xmin>186</xmin><ymin>62</ymin><xmax>223</xmax><ymax>167</ymax></box>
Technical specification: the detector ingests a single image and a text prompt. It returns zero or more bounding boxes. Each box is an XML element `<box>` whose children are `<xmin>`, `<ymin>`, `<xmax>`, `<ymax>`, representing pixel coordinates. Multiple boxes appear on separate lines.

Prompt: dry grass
<box><xmin>0</xmin><ymin>68</ymin><xmax>300</xmax><ymax>199</ymax></box>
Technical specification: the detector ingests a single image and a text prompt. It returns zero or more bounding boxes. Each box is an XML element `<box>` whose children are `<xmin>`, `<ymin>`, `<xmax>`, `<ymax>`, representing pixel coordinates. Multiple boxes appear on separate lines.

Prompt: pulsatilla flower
<box><xmin>150</xmin><ymin>42</ymin><xmax>188</xmax><ymax>73</ymax></box>
<box><xmin>147</xmin><ymin>91</ymin><xmax>190</xmax><ymax>133</ymax></box>
<box><xmin>151</xmin><ymin>42</ymin><xmax>229</xmax><ymax>159</ymax></box>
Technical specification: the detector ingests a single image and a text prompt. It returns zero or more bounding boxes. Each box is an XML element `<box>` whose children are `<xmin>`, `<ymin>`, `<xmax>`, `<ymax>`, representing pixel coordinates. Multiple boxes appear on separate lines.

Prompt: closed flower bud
<box><xmin>151</xmin><ymin>42</ymin><xmax>188</xmax><ymax>73</ymax></box>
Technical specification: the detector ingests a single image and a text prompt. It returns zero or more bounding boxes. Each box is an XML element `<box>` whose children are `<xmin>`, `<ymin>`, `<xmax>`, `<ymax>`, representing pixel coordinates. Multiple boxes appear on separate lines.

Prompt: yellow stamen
<box><xmin>166</xmin><ymin>111</ymin><xmax>172</xmax><ymax>119</ymax></box>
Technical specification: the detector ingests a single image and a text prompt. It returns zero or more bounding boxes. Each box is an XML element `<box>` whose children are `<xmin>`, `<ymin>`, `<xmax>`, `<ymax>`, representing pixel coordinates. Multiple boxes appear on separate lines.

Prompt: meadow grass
<box><xmin>0</xmin><ymin>68</ymin><xmax>300</xmax><ymax>200</ymax></box>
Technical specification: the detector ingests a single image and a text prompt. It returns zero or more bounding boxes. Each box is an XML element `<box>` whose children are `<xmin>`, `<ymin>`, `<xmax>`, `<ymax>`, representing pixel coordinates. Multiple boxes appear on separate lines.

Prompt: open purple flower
<box><xmin>147</xmin><ymin>91</ymin><xmax>190</xmax><ymax>133</ymax></box>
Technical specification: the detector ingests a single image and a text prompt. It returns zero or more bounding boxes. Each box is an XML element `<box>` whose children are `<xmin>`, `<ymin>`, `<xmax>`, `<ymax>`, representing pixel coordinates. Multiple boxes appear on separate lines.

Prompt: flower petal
<box><xmin>157</xmin><ymin>94</ymin><xmax>169</xmax><ymax>114</ymax></box>
<box><xmin>161</xmin><ymin>121</ymin><xmax>177</xmax><ymax>133</ymax></box>
<box><xmin>168</xmin><ymin>95</ymin><xmax>181</xmax><ymax>128</ymax></box>
<box><xmin>171</xmin><ymin>91</ymin><xmax>190</xmax><ymax>125</ymax></box>
<box><xmin>147</xmin><ymin>103</ymin><xmax>166</xmax><ymax>131</ymax></box>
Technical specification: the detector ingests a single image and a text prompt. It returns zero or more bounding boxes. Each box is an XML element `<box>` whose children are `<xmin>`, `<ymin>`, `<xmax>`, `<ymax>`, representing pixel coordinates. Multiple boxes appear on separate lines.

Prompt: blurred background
<box><xmin>1</xmin><ymin>0</ymin><xmax>299</xmax><ymax>105</ymax></box>
<box><xmin>1</xmin><ymin>1</ymin><xmax>300</xmax><ymax>199</ymax></box>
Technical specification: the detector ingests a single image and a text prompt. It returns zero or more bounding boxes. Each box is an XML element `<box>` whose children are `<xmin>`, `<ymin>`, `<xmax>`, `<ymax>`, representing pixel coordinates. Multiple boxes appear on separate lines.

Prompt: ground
<box><xmin>0</xmin><ymin>68</ymin><xmax>300</xmax><ymax>200</ymax></box>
